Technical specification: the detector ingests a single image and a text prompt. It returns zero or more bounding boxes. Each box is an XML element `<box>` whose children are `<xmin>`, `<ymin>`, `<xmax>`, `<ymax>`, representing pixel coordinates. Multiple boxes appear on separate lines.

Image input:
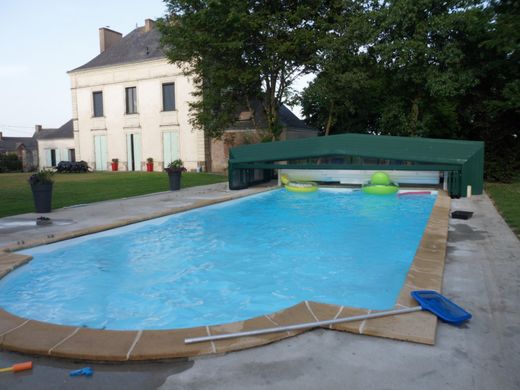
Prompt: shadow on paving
<box><xmin>0</xmin><ymin>350</ymin><xmax>193</xmax><ymax>390</ymax></box>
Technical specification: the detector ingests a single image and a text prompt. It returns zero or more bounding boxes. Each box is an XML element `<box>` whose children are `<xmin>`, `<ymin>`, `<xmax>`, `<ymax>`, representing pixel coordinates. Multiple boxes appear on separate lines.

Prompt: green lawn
<box><xmin>486</xmin><ymin>177</ymin><xmax>520</xmax><ymax>237</ymax></box>
<box><xmin>0</xmin><ymin>172</ymin><xmax>227</xmax><ymax>218</ymax></box>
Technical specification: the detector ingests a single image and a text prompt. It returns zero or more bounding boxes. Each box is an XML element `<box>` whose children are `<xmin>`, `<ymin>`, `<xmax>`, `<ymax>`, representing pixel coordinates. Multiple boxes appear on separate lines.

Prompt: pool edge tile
<box><xmin>50</xmin><ymin>328</ymin><xmax>138</xmax><ymax>361</ymax></box>
<box><xmin>209</xmin><ymin>315</ymin><xmax>295</xmax><ymax>354</ymax></box>
<box><xmin>1</xmin><ymin>320</ymin><xmax>78</xmax><ymax>356</ymax></box>
<box><xmin>0</xmin><ymin>252</ymin><xmax>32</xmax><ymax>279</ymax></box>
<box><xmin>128</xmin><ymin>327</ymin><xmax>214</xmax><ymax>360</ymax></box>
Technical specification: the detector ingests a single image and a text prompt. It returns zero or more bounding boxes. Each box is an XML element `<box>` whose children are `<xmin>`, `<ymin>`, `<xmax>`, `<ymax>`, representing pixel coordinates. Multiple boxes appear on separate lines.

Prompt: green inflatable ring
<box><xmin>285</xmin><ymin>181</ymin><xmax>318</xmax><ymax>193</ymax></box>
<box><xmin>361</xmin><ymin>184</ymin><xmax>399</xmax><ymax>195</ymax></box>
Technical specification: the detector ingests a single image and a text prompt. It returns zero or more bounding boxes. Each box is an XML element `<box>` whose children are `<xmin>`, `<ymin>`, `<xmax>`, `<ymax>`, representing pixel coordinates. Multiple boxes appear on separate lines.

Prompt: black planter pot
<box><xmin>31</xmin><ymin>183</ymin><xmax>53</xmax><ymax>213</ymax></box>
<box><xmin>168</xmin><ymin>171</ymin><xmax>182</xmax><ymax>191</ymax></box>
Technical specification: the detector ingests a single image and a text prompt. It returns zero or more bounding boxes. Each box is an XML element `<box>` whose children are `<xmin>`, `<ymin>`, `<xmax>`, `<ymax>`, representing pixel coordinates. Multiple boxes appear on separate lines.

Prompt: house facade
<box><xmin>68</xmin><ymin>20</ymin><xmax>206</xmax><ymax>172</ymax></box>
<box><xmin>68</xmin><ymin>19</ymin><xmax>317</xmax><ymax>173</ymax></box>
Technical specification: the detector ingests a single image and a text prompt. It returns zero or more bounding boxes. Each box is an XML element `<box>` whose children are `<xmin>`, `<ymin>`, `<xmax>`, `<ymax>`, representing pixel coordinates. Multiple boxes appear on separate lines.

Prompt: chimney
<box><xmin>144</xmin><ymin>19</ymin><xmax>155</xmax><ymax>32</ymax></box>
<box><xmin>0</xmin><ymin>131</ymin><xmax>2</xmax><ymax>141</ymax></box>
<box><xmin>99</xmin><ymin>27</ymin><xmax>122</xmax><ymax>53</ymax></box>
<box><xmin>35</xmin><ymin>125</ymin><xmax>42</xmax><ymax>132</ymax></box>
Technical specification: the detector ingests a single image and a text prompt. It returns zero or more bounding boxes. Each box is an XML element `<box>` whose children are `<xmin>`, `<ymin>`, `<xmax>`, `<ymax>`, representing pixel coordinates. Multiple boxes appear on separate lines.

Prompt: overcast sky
<box><xmin>0</xmin><ymin>0</ymin><xmax>312</xmax><ymax>138</ymax></box>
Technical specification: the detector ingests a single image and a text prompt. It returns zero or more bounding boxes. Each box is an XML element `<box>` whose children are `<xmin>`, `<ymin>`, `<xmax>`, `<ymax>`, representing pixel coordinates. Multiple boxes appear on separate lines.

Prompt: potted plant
<box><xmin>146</xmin><ymin>157</ymin><xmax>154</xmax><ymax>172</ymax></box>
<box><xmin>28</xmin><ymin>169</ymin><xmax>55</xmax><ymax>213</ymax></box>
<box><xmin>164</xmin><ymin>159</ymin><xmax>186</xmax><ymax>191</ymax></box>
<box><xmin>111</xmin><ymin>158</ymin><xmax>119</xmax><ymax>171</ymax></box>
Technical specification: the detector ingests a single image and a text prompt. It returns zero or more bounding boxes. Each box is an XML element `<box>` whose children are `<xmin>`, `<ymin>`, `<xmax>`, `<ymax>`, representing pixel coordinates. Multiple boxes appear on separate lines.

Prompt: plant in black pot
<box><xmin>164</xmin><ymin>159</ymin><xmax>186</xmax><ymax>191</ymax></box>
<box><xmin>28</xmin><ymin>169</ymin><xmax>55</xmax><ymax>213</ymax></box>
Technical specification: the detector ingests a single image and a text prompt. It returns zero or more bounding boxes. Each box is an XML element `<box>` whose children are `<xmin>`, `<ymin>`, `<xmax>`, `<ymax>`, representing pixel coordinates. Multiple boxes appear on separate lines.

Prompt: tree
<box><xmin>158</xmin><ymin>0</ymin><xmax>328</xmax><ymax>141</ymax></box>
<box><xmin>301</xmin><ymin>0</ymin><xmax>383</xmax><ymax>135</ymax></box>
<box><xmin>459</xmin><ymin>0</ymin><xmax>520</xmax><ymax>180</ymax></box>
<box><xmin>301</xmin><ymin>0</ymin><xmax>518</xmax><ymax>180</ymax></box>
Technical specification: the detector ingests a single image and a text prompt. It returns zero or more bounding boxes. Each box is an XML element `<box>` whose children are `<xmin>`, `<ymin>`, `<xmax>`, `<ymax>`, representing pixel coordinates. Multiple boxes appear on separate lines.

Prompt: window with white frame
<box><xmin>125</xmin><ymin>87</ymin><xmax>137</xmax><ymax>114</ymax></box>
<box><xmin>162</xmin><ymin>83</ymin><xmax>176</xmax><ymax>111</ymax></box>
<box><xmin>93</xmin><ymin>91</ymin><xmax>103</xmax><ymax>117</ymax></box>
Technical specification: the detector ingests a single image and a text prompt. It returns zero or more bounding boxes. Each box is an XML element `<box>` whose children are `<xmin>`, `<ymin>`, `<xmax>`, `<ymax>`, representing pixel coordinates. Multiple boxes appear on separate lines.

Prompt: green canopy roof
<box><xmin>229</xmin><ymin>133</ymin><xmax>482</xmax><ymax>166</ymax></box>
<box><xmin>228</xmin><ymin>133</ymin><xmax>484</xmax><ymax>197</ymax></box>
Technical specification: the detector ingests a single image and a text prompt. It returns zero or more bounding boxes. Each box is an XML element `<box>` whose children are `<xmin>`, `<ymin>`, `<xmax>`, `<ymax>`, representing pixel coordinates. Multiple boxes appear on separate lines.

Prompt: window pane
<box><xmin>93</xmin><ymin>92</ymin><xmax>103</xmax><ymax>117</ymax></box>
<box><xmin>162</xmin><ymin>83</ymin><xmax>175</xmax><ymax>111</ymax></box>
<box><xmin>126</xmin><ymin>87</ymin><xmax>137</xmax><ymax>114</ymax></box>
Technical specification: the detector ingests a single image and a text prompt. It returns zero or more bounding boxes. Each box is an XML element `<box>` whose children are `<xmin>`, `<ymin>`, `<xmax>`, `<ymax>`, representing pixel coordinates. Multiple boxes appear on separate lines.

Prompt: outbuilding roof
<box><xmin>228</xmin><ymin>101</ymin><xmax>316</xmax><ymax>132</ymax></box>
<box><xmin>0</xmin><ymin>136</ymin><xmax>37</xmax><ymax>153</ymax></box>
<box><xmin>35</xmin><ymin>120</ymin><xmax>74</xmax><ymax>140</ymax></box>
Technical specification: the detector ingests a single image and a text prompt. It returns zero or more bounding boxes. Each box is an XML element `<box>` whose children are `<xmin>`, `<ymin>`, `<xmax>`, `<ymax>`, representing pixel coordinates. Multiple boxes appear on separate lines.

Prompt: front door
<box><xmin>126</xmin><ymin>133</ymin><xmax>142</xmax><ymax>171</ymax></box>
<box><xmin>94</xmin><ymin>135</ymin><xmax>108</xmax><ymax>171</ymax></box>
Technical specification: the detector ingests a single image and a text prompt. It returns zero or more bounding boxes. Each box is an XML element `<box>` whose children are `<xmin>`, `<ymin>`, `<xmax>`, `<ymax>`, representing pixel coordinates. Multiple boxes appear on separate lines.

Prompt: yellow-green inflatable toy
<box><xmin>281</xmin><ymin>174</ymin><xmax>318</xmax><ymax>193</ymax></box>
<box><xmin>362</xmin><ymin>172</ymin><xmax>398</xmax><ymax>195</ymax></box>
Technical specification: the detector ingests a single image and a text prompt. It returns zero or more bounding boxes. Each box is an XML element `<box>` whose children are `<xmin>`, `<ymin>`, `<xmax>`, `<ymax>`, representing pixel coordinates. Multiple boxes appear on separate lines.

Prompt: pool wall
<box><xmin>0</xmin><ymin>189</ymin><xmax>450</xmax><ymax>361</ymax></box>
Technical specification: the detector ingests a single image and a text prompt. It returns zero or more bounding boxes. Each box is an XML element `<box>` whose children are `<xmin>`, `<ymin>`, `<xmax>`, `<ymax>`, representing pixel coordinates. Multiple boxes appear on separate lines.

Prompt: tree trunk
<box><xmin>324</xmin><ymin>100</ymin><xmax>335</xmax><ymax>136</ymax></box>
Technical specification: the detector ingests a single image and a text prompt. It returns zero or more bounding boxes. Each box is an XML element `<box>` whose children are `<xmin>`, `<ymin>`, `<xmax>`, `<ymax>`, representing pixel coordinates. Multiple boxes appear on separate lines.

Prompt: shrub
<box><xmin>0</xmin><ymin>154</ymin><xmax>23</xmax><ymax>173</ymax></box>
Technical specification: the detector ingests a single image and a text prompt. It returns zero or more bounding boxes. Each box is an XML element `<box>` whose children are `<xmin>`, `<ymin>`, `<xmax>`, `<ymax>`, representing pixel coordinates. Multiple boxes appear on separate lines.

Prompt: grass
<box><xmin>0</xmin><ymin>171</ymin><xmax>228</xmax><ymax>218</ymax></box>
<box><xmin>486</xmin><ymin>176</ymin><xmax>520</xmax><ymax>238</ymax></box>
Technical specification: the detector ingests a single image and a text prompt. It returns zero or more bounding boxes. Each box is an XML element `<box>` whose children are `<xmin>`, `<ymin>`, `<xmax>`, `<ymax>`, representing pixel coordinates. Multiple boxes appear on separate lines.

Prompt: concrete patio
<box><xmin>0</xmin><ymin>186</ymin><xmax>518</xmax><ymax>389</ymax></box>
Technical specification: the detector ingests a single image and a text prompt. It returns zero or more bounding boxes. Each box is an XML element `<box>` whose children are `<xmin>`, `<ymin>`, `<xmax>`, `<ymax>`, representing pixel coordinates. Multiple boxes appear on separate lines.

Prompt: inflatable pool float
<box><xmin>362</xmin><ymin>172</ymin><xmax>398</xmax><ymax>195</ymax></box>
<box><xmin>281</xmin><ymin>175</ymin><xmax>318</xmax><ymax>193</ymax></box>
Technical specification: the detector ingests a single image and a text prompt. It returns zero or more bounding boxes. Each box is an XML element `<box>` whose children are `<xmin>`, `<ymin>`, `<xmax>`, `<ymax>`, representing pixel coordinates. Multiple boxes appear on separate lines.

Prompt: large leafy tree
<box><xmin>304</xmin><ymin>0</ymin><xmax>485</xmax><ymax>137</ymax></box>
<box><xmin>460</xmin><ymin>0</ymin><xmax>520</xmax><ymax>180</ymax></box>
<box><xmin>301</xmin><ymin>0</ymin><xmax>383</xmax><ymax>135</ymax></box>
<box><xmin>372</xmin><ymin>0</ymin><xmax>483</xmax><ymax>137</ymax></box>
<box><xmin>158</xmin><ymin>0</ymin><xmax>328</xmax><ymax>141</ymax></box>
<box><xmin>301</xmin><ymin>0</ymin><xmax>519</xmax><ymax>180</ymax></box>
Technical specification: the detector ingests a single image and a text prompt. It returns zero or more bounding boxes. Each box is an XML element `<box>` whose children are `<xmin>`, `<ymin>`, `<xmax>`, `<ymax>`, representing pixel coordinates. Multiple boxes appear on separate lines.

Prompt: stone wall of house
<box><xmin>210</xmin><ymin>128</ymin><xmax>318</xmax><ymax>173</ymax></box>
<box><xmin>210</xmin><ymin>130</ymin><xmax>261</xmax><ymax>173</ymax></box>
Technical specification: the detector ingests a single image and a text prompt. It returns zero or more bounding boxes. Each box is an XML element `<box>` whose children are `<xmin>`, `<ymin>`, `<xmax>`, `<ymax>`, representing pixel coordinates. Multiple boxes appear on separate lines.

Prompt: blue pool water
<box><xmin>0</xmin><ymin>189</ymin><xmax>436</xmax><ymax>330</ymax></box>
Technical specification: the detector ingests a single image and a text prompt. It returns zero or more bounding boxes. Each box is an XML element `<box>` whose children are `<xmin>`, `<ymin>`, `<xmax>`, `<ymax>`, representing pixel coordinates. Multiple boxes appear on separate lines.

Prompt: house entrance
<box><xmin>94</xmin><ymin>135</ymin><xmax>108</xmax><ymax>171</ymax></box>
<box><xmin>126</xmin><ymin>133</ymin><xmax>142</xmax><ymax>171</ymax></box>
<box><xmin>163</xmin><ymin>131</ymin><xmax>180</xmax><ymax>167</ymax></box>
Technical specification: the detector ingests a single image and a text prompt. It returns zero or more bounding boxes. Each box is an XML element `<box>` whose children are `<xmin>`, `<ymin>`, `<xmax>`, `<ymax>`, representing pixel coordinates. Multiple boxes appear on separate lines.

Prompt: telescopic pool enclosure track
<box><xmin>228</xmin><ymin>133</ymin><xmax>484</xmax><ymax>198</ymax></box>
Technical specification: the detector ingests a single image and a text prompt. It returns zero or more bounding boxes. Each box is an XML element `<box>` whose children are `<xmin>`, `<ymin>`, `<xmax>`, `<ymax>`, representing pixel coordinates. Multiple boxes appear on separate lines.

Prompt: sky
<box><xmin>0</xmin><ymin>0</ymin><xmax>312</xmax><ymax>138</ymax></box>
<box><xmin>0</xmin><ymin>0</ymin><xmax>167</xmax><ymax>137</ymax></box>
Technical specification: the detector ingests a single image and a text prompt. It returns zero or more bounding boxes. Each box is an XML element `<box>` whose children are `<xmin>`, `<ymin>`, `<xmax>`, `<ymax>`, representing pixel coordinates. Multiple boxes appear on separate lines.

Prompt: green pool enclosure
<box><xmin>228</xmin><ymin>133</ymin><xmax>484</xmax><ymax>197</ymax></box>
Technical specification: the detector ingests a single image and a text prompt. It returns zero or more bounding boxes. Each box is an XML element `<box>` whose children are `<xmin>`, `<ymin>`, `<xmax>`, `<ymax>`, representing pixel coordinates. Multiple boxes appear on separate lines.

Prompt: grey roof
<box><xmin>0</xmin><ymin>136</ymin><xmax>37</xmax><ymax>153</ymax></box>
<box><xmin>70</xmin><ymin>26</ymin><xmax>164</xmax><ymax>72</ymax></box>
<box><xmin>227</xmin><ymin>101</ymin><xmax>317</xmax><ymax>132</ymax></box>
<box><xmin>35</xmin><ymin>120</ymin><xmax>74</xmax><ymax>140</ymax></box>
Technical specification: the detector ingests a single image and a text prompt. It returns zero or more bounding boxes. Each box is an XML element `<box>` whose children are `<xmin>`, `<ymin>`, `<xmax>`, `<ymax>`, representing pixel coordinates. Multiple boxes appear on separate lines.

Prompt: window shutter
<box><xmin>45</xmin><ymin>149</ymin><xmax>52</xmax><ymax>167</ymax></box>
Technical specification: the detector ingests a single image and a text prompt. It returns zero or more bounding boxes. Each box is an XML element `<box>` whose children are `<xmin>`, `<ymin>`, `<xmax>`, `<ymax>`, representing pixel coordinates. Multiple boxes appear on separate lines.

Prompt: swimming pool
<box><xmin>0</xmin><ymin>189</ymin><xmax>436</xmax><ymax>331</ymax></box>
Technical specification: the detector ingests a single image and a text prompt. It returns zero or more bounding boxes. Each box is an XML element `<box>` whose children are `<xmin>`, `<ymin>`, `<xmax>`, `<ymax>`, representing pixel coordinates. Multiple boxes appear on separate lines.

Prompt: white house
<box><xmin>68</xmin><ymin>19</ymin><xmax>206</xmax><ymax>172</ymax></box>
<box><xmin>68</xmin><ymin>19</ymin><xmax>317</xmax><ymax>173</ymax></box>
<box><xmin>35</xmin><ymin>120</ymin><xmax>76</xmax><ymax>169</ymax></box>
